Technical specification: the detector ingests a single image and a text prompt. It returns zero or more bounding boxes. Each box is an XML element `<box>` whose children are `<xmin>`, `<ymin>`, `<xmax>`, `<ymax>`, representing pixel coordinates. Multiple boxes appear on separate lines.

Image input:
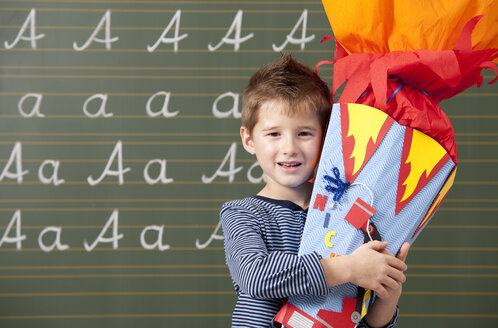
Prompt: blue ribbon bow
<box><xmin>324</xmin><ymin>167</ymin><xmax>351</xmax><ymax>202</ymax></box>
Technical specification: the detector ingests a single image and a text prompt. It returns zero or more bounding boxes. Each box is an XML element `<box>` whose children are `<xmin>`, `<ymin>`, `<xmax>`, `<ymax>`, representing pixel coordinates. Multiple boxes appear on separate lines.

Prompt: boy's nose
<box><xmin>282</xmin><ymin>136</ymin><xmax>298</xmax><ymax>155</ymax></box>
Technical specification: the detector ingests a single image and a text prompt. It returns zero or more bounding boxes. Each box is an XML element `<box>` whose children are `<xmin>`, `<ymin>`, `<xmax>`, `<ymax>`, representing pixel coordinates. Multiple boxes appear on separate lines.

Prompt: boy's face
<box><xmin>241</xmin><ymin>100</ymin><xmax>323</xmax><ymax>199</ymax></box>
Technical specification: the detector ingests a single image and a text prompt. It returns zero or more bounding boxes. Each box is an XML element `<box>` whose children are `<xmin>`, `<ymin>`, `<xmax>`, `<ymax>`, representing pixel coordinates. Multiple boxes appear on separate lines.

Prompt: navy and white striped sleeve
<box><xmin>220</xmin><ymin>202</ymin><xmax>329</xmax><ymax>299</ymax></box>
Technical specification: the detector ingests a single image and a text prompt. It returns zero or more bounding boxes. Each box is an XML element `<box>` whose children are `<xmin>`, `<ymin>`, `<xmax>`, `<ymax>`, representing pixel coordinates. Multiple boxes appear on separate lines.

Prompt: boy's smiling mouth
<box><xmin>278</xmin><ymin>161</ymin><xmax>301</xmax><ymax>168</ymax></box>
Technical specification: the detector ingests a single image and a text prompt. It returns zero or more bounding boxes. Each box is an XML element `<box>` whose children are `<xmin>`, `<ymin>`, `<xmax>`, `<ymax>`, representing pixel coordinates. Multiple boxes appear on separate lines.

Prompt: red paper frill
<box><xmin>317</xmin><ymin>16</ymin><xmax>498</xmax><ymax>164</ymax></box>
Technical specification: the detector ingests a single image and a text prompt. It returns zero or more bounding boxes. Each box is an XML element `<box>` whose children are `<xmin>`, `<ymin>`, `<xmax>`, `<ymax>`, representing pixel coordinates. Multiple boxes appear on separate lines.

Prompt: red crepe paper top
<box><xmin>318</xmin><ymin>16</ymin><xmax>498</xmax><ymax>164</ymax></box>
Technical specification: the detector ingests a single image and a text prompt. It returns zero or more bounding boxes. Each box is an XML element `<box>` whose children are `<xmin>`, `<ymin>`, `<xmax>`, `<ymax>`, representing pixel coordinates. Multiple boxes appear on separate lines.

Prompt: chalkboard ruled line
<box><xmin>406</xmin><ymin>273</ymin><xmax>498</xmax><ymax>278</ymax></box>
<box><xmin>0</xmin><ymin>291</ymin><xmax>234</xmax><ymax>297</ymax></box>
<box><xmin>0</xmin><ymin>65</ymin><xmax>270</xmax><ymax>71</ymax></box>
<box><xmin>0</xmin><ymin>264</ymin><xmax>227</xmax><ymax>270</ymax></box>
<box><xmin>0</xmin><ymin>114</ymin><xmax>226</xmax><ymax>119</ymax></box>
<box><xmin>0</xmin><ymin>73</ymin><xmax>253</xmax><ymax>79</ymax></box>
<box><xmin>0</xmin><ymin>25</ymin><xmax>331</xmax><ymax>32</ymax></box>
<box><xmin>0</xmin><ymin>141</ymin><xmax>238</xmax><ymax>145</ymax></box>
<box><xmin>0</xmin><ymin>273</ymin><xmax>230</xmax><ymax>279</ymax></box>
<box><xmin>400</xmin><ymin>313</ymin><xmax>498</xmax><ymax>319</ymax></box>
<box><xmin>0</xmin><ymin>247</ymin><xmax>224</xmax><ymax>252</ymax></box>
<box><xmin>2</xmin><ymin>0</ymin><xmax>323</xmax><ymax>4</ymax></box>
<box><xmin>0</xmin><ymin>198</ymin><xmax>230</xmax><ymax>203</ymax></box>
<box><xmin>0</xmin><ymin>181</ymin><xmax>257</xmax><ymax>185</ymax></box>
<box><xmin>0</xmin><ymin>225</ymin><xmax>218</xmax><ymax>230</ymax></box>
<box><xmin>0</xmin><ymin>48</ymin><xmax>332</xmax><ymax>53</ymax></box>
<box><xmin>0</xmin><ymin>132</ymin><xmax>239</xmax><ymax>137</ymax></box>
<box><xmin>0</xmin><ymin>313</ymin><xmax>232</xmax><ymax>320</ymax></box>
<box><xmin>0</xmin><ymin>8</ymin><xmax>327</xmax><ymax>14</ymax></box>
<box><xmin>410</xmin><ymin>247</ymin><xmax>498</xmax><ymax>252</ymax></box>
<box><xmin>409</xmin><ymin>264</ymin><xmax>498</xmax><ymax>269</ymax></box>
<box><xmin>0</xmin><ymin>207</ymin><xmax>220</xmax><ymax>211</ymax></box>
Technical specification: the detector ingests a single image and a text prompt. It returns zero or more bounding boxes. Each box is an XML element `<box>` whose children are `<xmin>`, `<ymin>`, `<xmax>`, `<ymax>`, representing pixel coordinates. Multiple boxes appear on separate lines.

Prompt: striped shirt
<box><xmin>221</xmin><ymin>196</ymin><xmax>399</xmax><ymax>328</ymax></box>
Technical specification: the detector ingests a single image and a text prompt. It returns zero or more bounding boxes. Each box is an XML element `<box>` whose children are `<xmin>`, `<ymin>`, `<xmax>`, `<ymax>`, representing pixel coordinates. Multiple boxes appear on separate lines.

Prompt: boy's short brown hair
<box><xmin>242</xmin><ymin>53</ymin><xmax>331</xmax><ymax>133</ymax></box>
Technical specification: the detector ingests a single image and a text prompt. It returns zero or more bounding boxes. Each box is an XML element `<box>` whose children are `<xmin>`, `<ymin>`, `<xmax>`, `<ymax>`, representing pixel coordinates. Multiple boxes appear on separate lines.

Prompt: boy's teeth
<box><xmin>280</xmin><ymin>162</ymin><xmax>299</xmax><ymax>167</ymax></box>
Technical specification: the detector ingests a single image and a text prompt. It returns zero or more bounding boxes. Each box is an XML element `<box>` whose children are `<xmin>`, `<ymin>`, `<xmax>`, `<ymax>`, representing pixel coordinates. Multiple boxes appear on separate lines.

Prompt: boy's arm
<box><xmin>221</xmin><ymin>204</ymin><xmax>329</xmax><ymax>299</ymax></box>
<box><xmin>320</xmin><ymin>241</ymin><xmax>407</xmax><ymax>299</ymax></box>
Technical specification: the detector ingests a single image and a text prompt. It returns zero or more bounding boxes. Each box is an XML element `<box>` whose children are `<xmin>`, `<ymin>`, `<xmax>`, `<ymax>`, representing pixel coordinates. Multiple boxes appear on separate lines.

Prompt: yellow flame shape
<box><xmin>417</xmin><ymin>168</ymin><xmax>457</xmax><ymax>233</ymax></box>
<box><xmin>401</xmin><ymin>130</ymin><xmax>447</xmax><ymax>202</ymax></box>
<box><xmin>347</xmin><ymin>104</ymin><xmax>389</xmax><ymax>176</ymax></box>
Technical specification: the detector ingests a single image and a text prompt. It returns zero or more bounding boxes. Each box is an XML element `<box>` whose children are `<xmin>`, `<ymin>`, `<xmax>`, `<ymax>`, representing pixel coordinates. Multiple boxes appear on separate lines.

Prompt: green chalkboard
<box><xmin>0</xmin><ymin>1</ymin><xmax>497</xmax><ymax>327</ymax></box>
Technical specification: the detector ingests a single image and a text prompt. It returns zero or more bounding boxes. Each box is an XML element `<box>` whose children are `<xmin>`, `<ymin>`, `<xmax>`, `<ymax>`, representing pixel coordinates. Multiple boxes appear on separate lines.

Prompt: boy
<box><xmin>220</xmin><ymin>54</ymin><xmax>410</xmax><ymax>328</ymax></box>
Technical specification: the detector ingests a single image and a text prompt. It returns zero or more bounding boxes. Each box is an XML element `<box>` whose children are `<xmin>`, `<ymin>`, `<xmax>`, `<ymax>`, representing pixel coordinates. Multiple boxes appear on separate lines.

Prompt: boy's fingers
<box><xmin>396</xmin><ymin>242</ymin><xmax>411</xmax><ymax>262</ymax></box>
<box><xmin>387</xmin><ymin>256</ymin><xmax>408</xmax><ymax>271</ymax></box>
<box><xmin>366</xmin><ymin>240</ymin><xmax>388</xmax><ymax>251</ymax></box>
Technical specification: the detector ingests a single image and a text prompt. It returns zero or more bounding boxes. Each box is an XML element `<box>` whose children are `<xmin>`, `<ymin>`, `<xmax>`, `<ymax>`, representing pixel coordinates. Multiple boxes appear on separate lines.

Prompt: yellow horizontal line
<box><xmin>0</xmin><ymin>207</ymin><xmax>220</xmax><ymax>212</ymax></box>
<box><xmin>449</xmin><ymin>115</ymin><xmax>498</xmax><ymax>119</ymax></box>
<box><xmin>455</xmin><ymin>132</ymin><xmax>498</xmax><ymax>136</ymax></box>
<box><xmin>400</xmin><ymin>313</ymin><xmax>498</xmax><ymax>319</ymax></box>
<box><xmin>0</xmin><ymin>159</ymin><xmax>255</xmax><ymax>164</ymax></box>
<box><xmin>411</xmin><ymin>247</ymin><xmax>498</xmax><ymax>252</ymax></box>
<box><xmin>403</xmin><ymin>291</ymin><xmax>498</xmax><ymax>296</ymax></box>
<box><xmin>0</xmin><ymin>181</ymin><xmax>255</xmax><ymax>185</ymax></box>
<box><xmin>0</xmin><ymin>132</ymin><xmax>239</xmax><ymax>137</ymax></box>
<box><xmin>0</xmin><ymin>141</ymin><xmax>236</xmax><ymax>145</ymax></box>
<box><xmin>0</xmin><ymin>247</ymin><xmax>224</xmax><ymax>253</ymax></box>
<box><xmin>407</xmin><ymin>273</ymin><xmax>498</xmax><ymax>278</ymax></box>
<box><xmin>0</xmin><ymin>8</ymin><xmax>325</xmax><ymax>14</ymax></box>
<box><xmin>456</xmin><ymin>93</ymin><xmax>498</xmax><ymax>97</ymax></box>
<box><xmin>459</xmin><ymin>159</ymin><xmax>498</xmax><ymax>163</ymax></box>
<box><xmin>0</xmin><ymin>115</ymin><xmax>221</xmax><ymax>119</ymax></box>
<box><xmin>0</xmin><ymin>313</ymin><xmax>232</xmax><ymax>320</ymax></box>
<box><xmin>0</xmin><ymin>273</ymin><xmax>230</xmax><ymax>279</ymax></box>
<box><xmin>427</xmin><ymin>225</ymin><xmax>498</xmax><ymax>229</ymax></box>
<box><xmin>409</xmin><ymin>264</ymin><xmax>498</xmax><ymax>269</ymax></box>
<box><xmin>0</xmin><ymin>291</ymin><xmax>234</xmax><ymax>297</ymax></box>
<box><xmin>0</xmin><ymin>26</ymin><xmax>328</xmax><ymax>31</ymax></box>
<box><xmin>0</xmin><ymin>48</ymin><xmax>330</xmax><ymax>53</ymax></box>
<box><xmin>3</xmin><ymin>0</ymin><xmax>319</xmax><ymax>4</ymax></box>
<box><xmin>0</xmin><ymin>198</ymin><xmax>229</xmax><ymax>203</ymax></box>
<box><xmin>0</xmin><ymin>225</ymin><xmax>218</xmax><ymax>230</ymax></box>
<box><xmin>439</xmin><ymin>207</ymin><xmax>498</xmax><ymax>211</ymax></box>
<box><xmin>0</xmin><ymin>92</ymin><xmax>223</xmax><ymax>97</ymax></box>
<box><xmin>457</xmin><ymin>141</ymin><xmax>498</xmax><ymax>145</ymax></box>
<box><xmin>0</xmin><ymin>264</ymin><xmax>226</xmax><ymax>270</ymax></box>
<box><xmin>0</xmin><ymin>74</ymin><xmax>252</xmax><ymax>79</ymax></box>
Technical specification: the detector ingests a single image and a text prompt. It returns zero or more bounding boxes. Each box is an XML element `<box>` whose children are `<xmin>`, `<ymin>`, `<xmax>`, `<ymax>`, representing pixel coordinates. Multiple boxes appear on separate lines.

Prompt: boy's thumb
<box><xmin>366</xmin><ymin>240</ymin><xmax>388</xmax><ymax>251</ymax></box>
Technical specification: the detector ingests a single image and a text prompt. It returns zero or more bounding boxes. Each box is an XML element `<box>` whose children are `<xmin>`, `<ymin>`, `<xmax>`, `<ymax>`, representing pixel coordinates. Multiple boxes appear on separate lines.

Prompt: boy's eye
<box><xmin>298</xmin><ymin>131</ymin><xmax>312</xmax><ymax>136</ymax></box>
<box><xmin>268</xmin><ymin>132</ymin><xmax>280</xmax><ymax>137</ymax></box>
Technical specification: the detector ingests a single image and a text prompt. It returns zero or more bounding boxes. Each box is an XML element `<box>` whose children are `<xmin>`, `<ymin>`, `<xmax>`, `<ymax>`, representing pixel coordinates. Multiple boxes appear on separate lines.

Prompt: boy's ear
<box><xmin>240</xmin><ymin>126</ymin><xmax>256</xmax><ymax>155</ymax></box>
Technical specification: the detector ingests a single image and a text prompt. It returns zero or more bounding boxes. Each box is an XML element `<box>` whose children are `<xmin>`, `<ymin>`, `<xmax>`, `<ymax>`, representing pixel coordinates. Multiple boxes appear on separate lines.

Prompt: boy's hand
<box><xmin>347</xmin><ymin>241</ymin><xmax>408</xmax><ymax>299</ymax></box>
<box><xmin>363</xmin><ymin>242</ymin><xmax>410</xmax><ymax>328</ymax></box>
